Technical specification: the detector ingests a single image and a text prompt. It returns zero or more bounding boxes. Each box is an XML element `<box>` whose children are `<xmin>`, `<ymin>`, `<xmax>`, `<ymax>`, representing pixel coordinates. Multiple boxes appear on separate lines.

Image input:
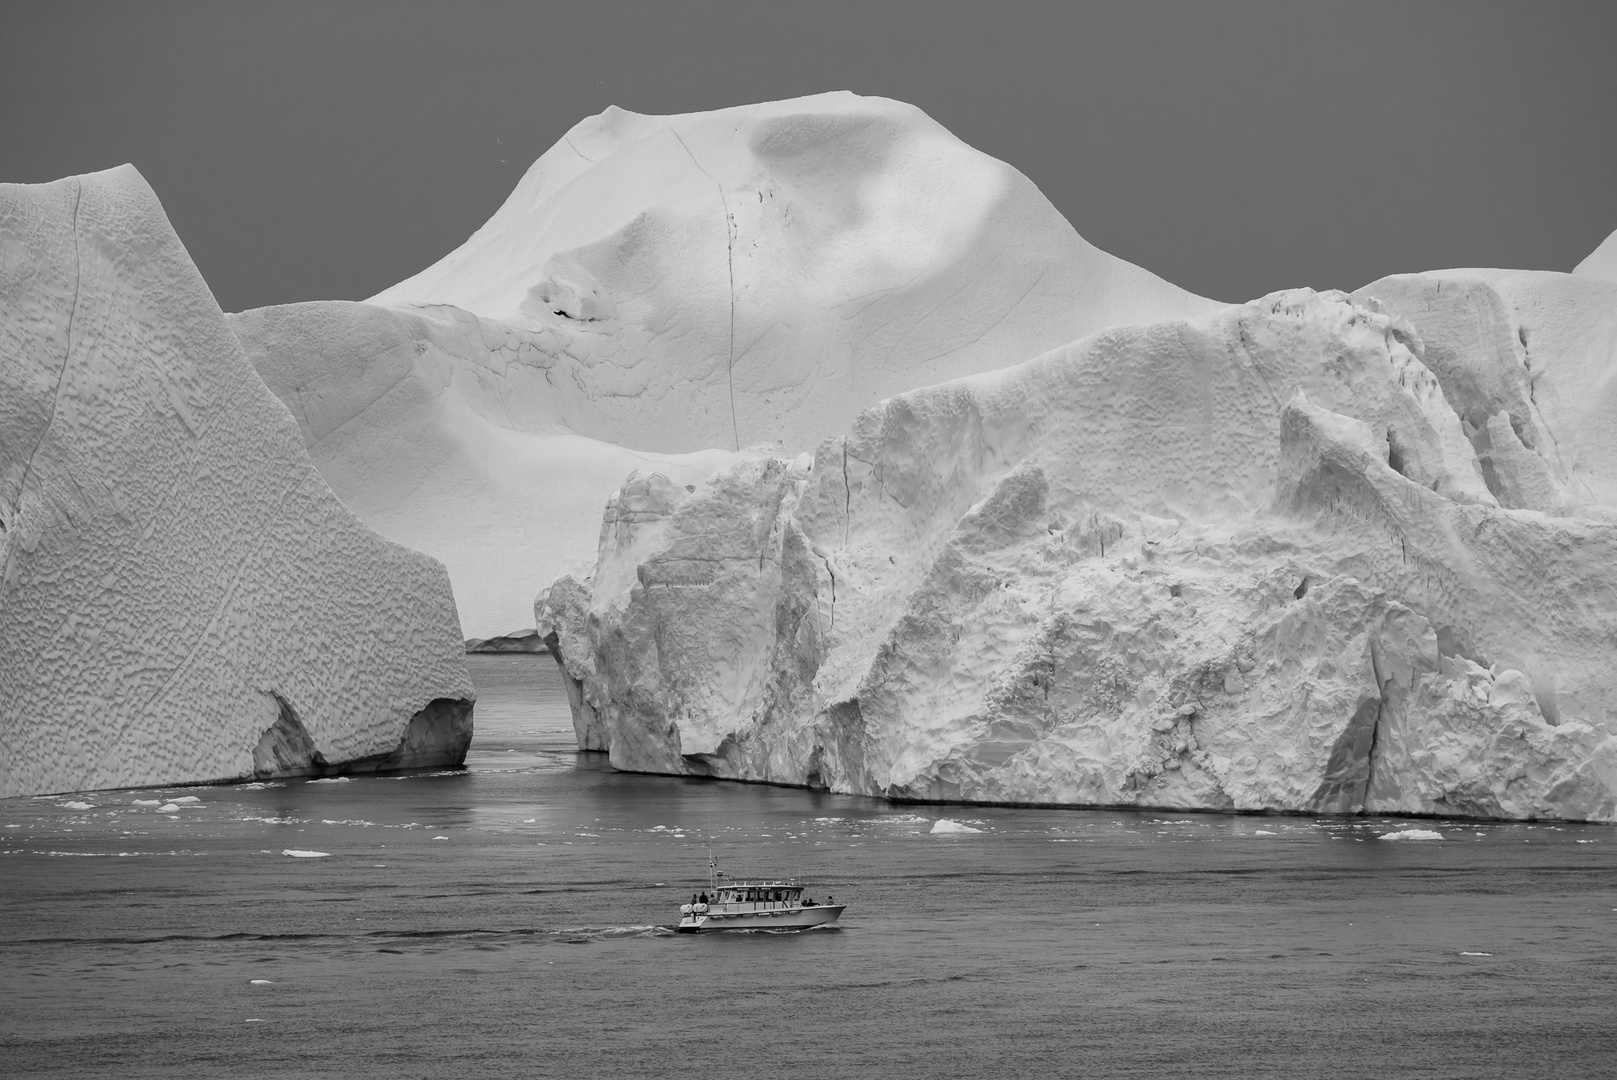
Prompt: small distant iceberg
<box><xmin>281</xmin><ymin>849</ymin><xmax>331</xmax><ymax>858</ymax></box>
<box><xmin>61</xmin><ymin>801</ymin><xmax>94</xmax><ymax>810</ymax></box>
<box><xmin>930</xmin><ymin>819</ymin><xmax>984</xmax><ymax>835</ymax></box>
<box><xmin>1378</xmin><ymin>829</ymin><xmax>1445</xmax><ymax>841</ymax></box>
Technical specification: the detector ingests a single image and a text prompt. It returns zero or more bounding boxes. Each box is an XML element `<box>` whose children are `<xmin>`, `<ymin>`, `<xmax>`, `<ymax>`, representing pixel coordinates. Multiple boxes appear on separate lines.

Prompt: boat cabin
<box><xmin>712</xmin><ymin>881</ymin><xmax>803</xmax><ymax>909</ymax></box>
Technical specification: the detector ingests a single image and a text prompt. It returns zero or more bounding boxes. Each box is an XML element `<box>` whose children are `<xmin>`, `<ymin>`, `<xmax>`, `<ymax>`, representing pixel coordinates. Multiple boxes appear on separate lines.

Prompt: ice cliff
<box><xmin>0</xmin><ymin>166</ymin><xmax>475</xmax><ymax>799</ymax></box>
<box><xmin>541</xmin><ymin>285</ymin><xmax>1617</xmax><ymax>822</ymax></box>
<box><xmin>231</xmin><ymin>92</ymin><xmax>1218</xmax><ymax>636</ymax></box>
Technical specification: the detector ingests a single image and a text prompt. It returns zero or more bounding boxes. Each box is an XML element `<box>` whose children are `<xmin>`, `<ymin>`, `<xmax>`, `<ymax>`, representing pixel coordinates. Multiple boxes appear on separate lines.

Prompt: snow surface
<box><xmin>541</xmin><ymin>287</ymin><xmax>1617</xmax><ymax>821</ymax></box>
<box><xmin>1574</xmin><ymin>227</ymin><xmax>1617</xmax><ymax>284</ymax></box>
<box><xmin>0</xmin><ymin>166</ymin><xmax>475</xmax><ymax>799</ymax></box>
<box><xmin>233</xmin><ymin>92</ymin><xmax>1217</xmax><ymax>636</ymax></box>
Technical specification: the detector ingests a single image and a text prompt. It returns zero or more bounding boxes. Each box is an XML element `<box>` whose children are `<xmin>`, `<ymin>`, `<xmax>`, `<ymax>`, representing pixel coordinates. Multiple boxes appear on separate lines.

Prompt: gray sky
<box><xmin>3</xmin><ymin>0</ymin><xmax>1614</xmax><ymax>313</ymax></box>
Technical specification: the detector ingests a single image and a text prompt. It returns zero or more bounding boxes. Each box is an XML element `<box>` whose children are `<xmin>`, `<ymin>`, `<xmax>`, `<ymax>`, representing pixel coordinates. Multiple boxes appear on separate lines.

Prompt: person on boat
<box><xmin>698</xmin><ymin>892</ymin><xmax>709</xmax><ymax>905</ymax></box>
<box><xmin>803</xmin><ymin>897</ymin><xmax>816</xmax><ymax>907</ymax></box>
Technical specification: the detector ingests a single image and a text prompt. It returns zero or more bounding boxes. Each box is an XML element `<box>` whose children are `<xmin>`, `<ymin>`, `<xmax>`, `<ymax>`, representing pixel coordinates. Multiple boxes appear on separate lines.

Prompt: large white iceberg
<box><xmin>232</xmin><ymin>92</ymin><xmax>1219</xmax><ymax>636</ymax></box>
<box><xmin>0</xmin><ymin>166</ymin><xmax>475</xmax><ymax>798</ymax></box>
<box><xmin>540</xmin><ymin>286</ymin><xmax>1617</xmax><ymax>822</ymax></box>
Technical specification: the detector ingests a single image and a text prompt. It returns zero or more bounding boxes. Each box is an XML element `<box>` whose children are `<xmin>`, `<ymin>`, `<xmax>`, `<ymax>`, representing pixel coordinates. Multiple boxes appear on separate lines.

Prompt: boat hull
<box><xmin>675</xmin><ymin>905</ymin><xmax>844</xmax><ymax>933</ymax></box>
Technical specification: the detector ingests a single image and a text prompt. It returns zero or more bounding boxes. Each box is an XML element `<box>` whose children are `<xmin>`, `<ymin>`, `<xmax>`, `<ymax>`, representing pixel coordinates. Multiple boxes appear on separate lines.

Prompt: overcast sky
<box><xmin>4</xmin><ymin>0</ymin><xmax>1614</xmax><ymax>313</ymax></box>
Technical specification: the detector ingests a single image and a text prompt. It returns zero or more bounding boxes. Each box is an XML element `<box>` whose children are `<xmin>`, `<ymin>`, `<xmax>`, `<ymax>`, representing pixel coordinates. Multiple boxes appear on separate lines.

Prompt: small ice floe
<box><xmin>169</xmin><ymin>796</ymin><xmax>200</xmax><ymax>804</ymax></box>
<box><xmin>1254</xmin><ymin>830</ymin><xmax>1277</xmax><ymax>836</ymax></box>
<box><xmin>281</xmin><ymin>849</ymin><xmax>331</xmax><ymax>858</ymax></box>
<box><xmin>930</xmin><ymin>819</ymin><xmax>983</xmax><ymax>835</ymax></box>
<box><xmin>1378</xmin><ymin>829</ymin><xmax>1445</xmax><ymax>841</ymax></box>
<box><xmin>305</xmin><ymin>777</ymin><xmax>350</xmax><ymax>784</ymax></box>
<box><xmin>1459</xmin><ymin>951</ymin><xmax>1493</xmax><ymax>957</ymax></box>
<box><xmin>250</xmin><ymin>979</ymin><xmax>274</xmax><ymax>985</ymax></box>
<box><xmin>132</xmin><ymin>799</ymin><xmax>161</xmax><ymax>807</ymax></box>
<box><xmin>432</xmin><ymin>836</ymin><xmax>448</xmax><ymax>841</ymax></box>
<box><xmin>245</xmin><ymin>1018</ymin><xmax>265</xmax><ymax>1023</ymax></box>
<box><xmin>156</xmin><ymin>804</ymin><xmax>181</xmax><ymax>813</ymax></box>
<box><xmin>61</xmin><ymin>801</ymin><xmax>94</xmax><ymax>811</ymax></box>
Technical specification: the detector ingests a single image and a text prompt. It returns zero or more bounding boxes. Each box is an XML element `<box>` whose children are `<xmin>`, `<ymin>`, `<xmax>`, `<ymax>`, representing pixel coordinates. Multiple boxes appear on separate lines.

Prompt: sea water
<box><xmin>3</xmin><ymin>655</ymin><xmax>1615</xmax><ymax>1079</ymax></box>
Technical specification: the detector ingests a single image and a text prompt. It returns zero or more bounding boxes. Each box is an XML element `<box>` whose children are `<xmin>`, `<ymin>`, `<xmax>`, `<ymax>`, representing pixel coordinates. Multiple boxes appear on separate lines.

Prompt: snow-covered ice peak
<box><xmin>233</xmin><ymin>92</ymin><xmax>1219</xmax><ymax>636</ymax></box>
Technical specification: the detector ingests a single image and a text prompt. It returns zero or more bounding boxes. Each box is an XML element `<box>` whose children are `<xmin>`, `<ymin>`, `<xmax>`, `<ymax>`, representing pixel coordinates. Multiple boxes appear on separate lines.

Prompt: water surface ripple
<box><xmin>3</xmin><ymin>656</ymin><xmax>1614</xmax><ymax>1078</ymax></box>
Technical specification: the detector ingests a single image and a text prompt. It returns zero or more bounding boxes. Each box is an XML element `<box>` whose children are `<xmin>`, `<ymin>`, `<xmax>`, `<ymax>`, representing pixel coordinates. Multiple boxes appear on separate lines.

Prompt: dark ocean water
<box><xmin>3</xmin><ymin>655</ymin><xmax>1615</xmax><ymax>1079</ymax></box>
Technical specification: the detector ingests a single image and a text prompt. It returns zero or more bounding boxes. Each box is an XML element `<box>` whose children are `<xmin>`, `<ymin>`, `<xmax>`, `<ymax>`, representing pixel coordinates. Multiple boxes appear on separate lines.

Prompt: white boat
<box><xmin>676</xmin><ymin>853</ymin><xmax>844</xmax><ymax>933</ymax></box>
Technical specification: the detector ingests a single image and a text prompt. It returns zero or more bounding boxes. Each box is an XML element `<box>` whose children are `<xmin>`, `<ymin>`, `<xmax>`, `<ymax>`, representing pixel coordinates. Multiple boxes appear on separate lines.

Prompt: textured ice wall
<box><xmin>231</xmin><ymin>92</ymin><xmax>1220</xmax><ymax>636</ymax></box>
<box><xmin>542</xmin><ymin>289</ymin><xmax>1617</xmax><ymax>821</ymax></box>
<box><xmin>0</xmin><ymin>166</ymin><xmax>475</xmax><ymax>798</ymax></box>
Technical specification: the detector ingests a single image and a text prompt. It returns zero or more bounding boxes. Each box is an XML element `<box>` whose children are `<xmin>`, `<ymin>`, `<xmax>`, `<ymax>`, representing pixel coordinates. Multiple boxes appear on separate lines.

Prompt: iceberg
<box><xmin>542</xmin><ymin>287</ymin><xmax>1617</xmax><ymax>822</ymax></box>
<box><xmin>1574</xmin><ymin>227</ymin><xmax>1617</xmax><ymax>284</ymax></box>
<box><xmin>232</xmin><ymin>92</ymin><xmax>1218</xmax><ymax>636</ymax></box>
<box><xmin>0</xmin><ymin>166</ymin><xmax>475</xmax><ymax>799</ymax></box>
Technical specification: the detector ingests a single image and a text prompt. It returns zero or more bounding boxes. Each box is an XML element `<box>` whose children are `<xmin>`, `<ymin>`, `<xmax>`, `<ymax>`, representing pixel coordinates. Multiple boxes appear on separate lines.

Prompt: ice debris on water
<box><xmin>930</xmin><ymin>819</ymin><xmax>984</xmax><ymax>834</ymax></box>
<box><xmin>156</xmin><ymin>804</ymin><xmax>180</xmax><ymax>813</ymax></box>
<box><xmin>1378</xmin><ymin>829</ymin><xmax>1445</xmax><ymax>841</ymax></box>
<box><xmin>1459</xmin><ymin>951</ymin><xmax>1493</xmax><ymax>957</ymax></box>
<box><xmin>281</xmin><ymin>849</ymin><xmax>331</xmax><ymax>858</ymax></box>
<box><xmin>305</xmin><ymin>777</ymin><xmax>351</xmax><ymax>784</ymax></box>
<box><xmin>250</xmin><ymin>979</ymin><xmax>273</xmax><ymax>985</ymax></box>
<box><xmin>132</xmin><ymin>799</ymin><xmax>160</xmax><ymax>807</ymax></box>
<box><xmin>61</xmin><ymin>801</ymin><xmax>94</xmax><ymax>810</ymax></box>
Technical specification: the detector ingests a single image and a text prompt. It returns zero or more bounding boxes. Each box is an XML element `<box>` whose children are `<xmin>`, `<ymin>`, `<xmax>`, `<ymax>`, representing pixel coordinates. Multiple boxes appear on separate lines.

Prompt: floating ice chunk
<box><xmin>170</xmin><ymin>796</ymin><xmax>201</xmax><ymax>804</ymax></box>
<box><xmin>1459</xmin><ymin>951</ymin><xmax>1493</xmax><ymax>956</ymax></box>
<box><xmin>250</xmin><ymin>979</ymin><xmax>274</xmax><ymax>985</ymax></box>
<box><xmin>156</xmin><ymin>804</ymin><xmax>180</xmax><ymax>813</ymax></box>
<box><xmin>432</xmin><ymin>836</ymin><xmax>449</xmax><ymax>840</ymax></box>
<box><xmin>305</xmin><ymin>777</ymin><xmax>351</xmax><ymax>784</ymax></box>
<box><xmin>1254</xmin><ymin>830</ymin><xmax>1277</xmax><ymax>836</ymax></box>
<box><xmin>61</xmin><ymin>801</ymin><xmax>94</xmax><ymax>810</ymax></box>
<box><xmin>281</xmin><ymin>849</ymin><xmax>331</xmax><ymax>858</ymax></box>
<box><xmin>245</xmin><ymin>1019</ymin><xmax>265</xmax><ymax>1023</ymax></box>
<box><xmin>1378</xmin><ymin>829</ymin><xmax>1445</xmax><ymax>841</ymax></box>
<box><xmin>132</xmin><ymin>799</ymin><xmax>161</xmax><ymax>807</ymax></box>
<box><xmin>930</xmin><ymin>819</ymin><xmax>984</xmax><ymax>834</ymax></box>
